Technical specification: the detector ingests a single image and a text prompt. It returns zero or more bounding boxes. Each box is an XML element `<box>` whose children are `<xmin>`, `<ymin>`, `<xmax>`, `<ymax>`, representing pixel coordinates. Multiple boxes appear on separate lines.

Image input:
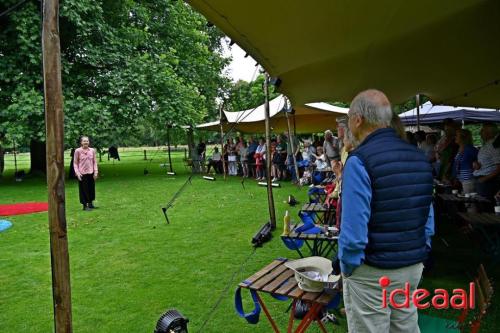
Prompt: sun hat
<box><xmin>285</xmin><ymin>256</ymin><xmax>340</xmax><ymax>292</ymax></box>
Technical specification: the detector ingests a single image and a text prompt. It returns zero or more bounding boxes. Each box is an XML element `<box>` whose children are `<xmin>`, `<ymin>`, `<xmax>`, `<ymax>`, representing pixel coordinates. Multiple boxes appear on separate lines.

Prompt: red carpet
<box><xmin>0</xmin><ymin>202</ymin><xmax>49</xmax><ymax>216</ymax></box>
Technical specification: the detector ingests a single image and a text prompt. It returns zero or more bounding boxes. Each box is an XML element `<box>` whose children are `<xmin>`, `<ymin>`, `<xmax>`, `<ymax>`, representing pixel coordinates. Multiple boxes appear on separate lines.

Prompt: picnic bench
<box><xmin>237</xmin><ymin>258</ymin><xmax>339</xmax><ymax>333</ymax></box>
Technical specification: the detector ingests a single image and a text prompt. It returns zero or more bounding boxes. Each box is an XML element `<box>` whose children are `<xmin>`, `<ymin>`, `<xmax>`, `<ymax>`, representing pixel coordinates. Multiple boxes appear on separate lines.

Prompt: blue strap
<box><xmin>325</xmin><ymin>293</ymin><xmax>341</xmax><ymax>310</ymax></box>
<box><xmin>282</xmin><ymin>237</ymin><xmax>304</xmax><ymax>250</ymax></box>
<box><xmin>271</xmin><ymin>293</ymin><xmax>289</xmax><ymax>301</ymax></box>
<box><xmin>234</xmin><ymin>287</ymin><xmax>261</xmax><ymax>324</ymax></box>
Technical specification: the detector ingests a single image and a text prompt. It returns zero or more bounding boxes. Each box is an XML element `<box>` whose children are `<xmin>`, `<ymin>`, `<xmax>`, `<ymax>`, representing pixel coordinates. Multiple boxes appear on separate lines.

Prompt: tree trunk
<box><xmin>30</xmin><ymin>139</ymin><xmax>47</xmax><ymax>174</ymax></box>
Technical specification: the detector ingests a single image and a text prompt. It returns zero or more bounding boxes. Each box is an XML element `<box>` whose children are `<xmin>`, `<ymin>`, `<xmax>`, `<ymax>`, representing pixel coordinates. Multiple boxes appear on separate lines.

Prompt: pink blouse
<box><xmin>73</xmin><ymin>147</ymin><xmax>98</xmax><ymax>177</ymax></box>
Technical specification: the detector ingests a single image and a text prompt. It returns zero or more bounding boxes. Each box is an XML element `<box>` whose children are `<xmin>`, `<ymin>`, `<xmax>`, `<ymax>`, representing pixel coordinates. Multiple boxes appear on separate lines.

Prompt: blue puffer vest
<box><xmin>349</xmin><ymin>128</ymin><xmax>433</xmax><ymax>269</ymax></box>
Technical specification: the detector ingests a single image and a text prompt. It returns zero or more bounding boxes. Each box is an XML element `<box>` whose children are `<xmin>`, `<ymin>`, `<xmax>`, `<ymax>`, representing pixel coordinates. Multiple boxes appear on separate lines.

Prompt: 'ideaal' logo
<box><xmin>379</xmin><ymin>276</ymin><xmax>475</xmax><ymax>309</ymax></box>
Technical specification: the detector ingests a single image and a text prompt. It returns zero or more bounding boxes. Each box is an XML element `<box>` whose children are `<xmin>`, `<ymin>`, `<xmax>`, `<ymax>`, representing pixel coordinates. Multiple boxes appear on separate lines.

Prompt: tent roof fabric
<box><xmin>187</xmin><ymin>0</ymin><xmax>500</xmax><ymax>108</ymax></box>
<box><xmin>399</xmin><ymin>101</ymin><xmax>500</xmax><ymax>125</ymax></box>
<box><xmin>197</xmin><ymin>95</ymin><xmax>348</xmax><ymax>133</ymax></box>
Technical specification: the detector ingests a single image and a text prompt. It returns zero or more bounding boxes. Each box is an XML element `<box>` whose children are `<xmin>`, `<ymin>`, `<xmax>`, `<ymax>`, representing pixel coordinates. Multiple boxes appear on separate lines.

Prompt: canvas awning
<box><xmin>187</xmin><ymin>0</ymin><xmax>500</xmax><ymax>108</ymax></box>
<box><xmin>197</xmin><ymin>95</ymin><xmax>348</xmax><ymax>133</ymax></box>
<box><xmin>399</xmin><ymin>101</ymin><xmax>500</xmax><ymax>125</ymax></box>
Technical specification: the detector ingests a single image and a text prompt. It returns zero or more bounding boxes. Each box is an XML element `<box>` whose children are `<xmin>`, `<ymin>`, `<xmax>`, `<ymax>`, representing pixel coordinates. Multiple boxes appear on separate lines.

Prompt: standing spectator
<box><xmin>239</xmin><ymin>141</ymin><xmax>249</xmax><ymax>178</ymax></box>
<box><xmin>435</xmin><ymin>118</ymin><xmax>459</xmax><ymax>181</ymax></box>
<box><xmin>69</xmin><ymin>148</ymin><xmax>77</xmax><ymax>179</ymax></box>
<box><xmin>284</xmin><ymin>132</ymin><xmax>300</xmax><ymax>181</ymax></box>
<box><xmin>312</xmin><ymin>135</ymin><xmax>322</xmax><ymax>150</ymax></box>
<box><xmin>473</xmin><ymin>123</ymin><xmax>500</xmax><ymax>201</ymax></box>
<box><xmin>338</xmin><ymin>89</ymin><xmax>434</xmax><ymax>333</ymax></box>
<box><xmin>323</xmin><ymin>129</ymin><xmax>340</xmax><ymax>165</ymax></box>
<box><xmin>247</xmin><ymin>137</ymin><xmax>258</xmax><ymax>178</ymax></box>
<box><xmin>453</xmin><ymin>129</ymin><xmax>478</xmax><ymax>193</ymax></box>
<box><xmin>420</xmin><ymin>134</ymin><xmax>437</xmax><ymax>162</ymax></box>
<box><xmin>255</xmin><ymin>138</ymin><xmax>266</xmax><ymax>180</ymax></box>
<box><xmin>73</xmin><ymin>136</ymin><xmax>99</xmax><ymax>211</ymax></box>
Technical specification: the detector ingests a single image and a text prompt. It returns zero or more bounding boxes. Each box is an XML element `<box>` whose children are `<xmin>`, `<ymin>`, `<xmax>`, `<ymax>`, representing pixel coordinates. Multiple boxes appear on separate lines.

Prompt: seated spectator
<box><xmin>453</xmin><ymin>129</ymin><xmax>478</xmax><ymax>193</ymax></box>
<box><xmin>271</xmin><ymin>144</ymin><xmax>282</xmax><ymax>182</ymax></box>
<box><xmin>313</xmin><ymin>146</ymin><xmax>328</xmax><ymax>171</ymax></box>
<box><xmin>206</xmin><ymin>147</ymin><xmax>223</xmax><ymax>174</ymax></box>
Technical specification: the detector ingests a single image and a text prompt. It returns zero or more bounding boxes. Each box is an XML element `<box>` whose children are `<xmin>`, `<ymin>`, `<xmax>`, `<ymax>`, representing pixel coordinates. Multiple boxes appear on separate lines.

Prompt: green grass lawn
<box><xmin>0</xmin><ymin>148</ymin><xmax>498</xmax><ymax>332</ymax></box>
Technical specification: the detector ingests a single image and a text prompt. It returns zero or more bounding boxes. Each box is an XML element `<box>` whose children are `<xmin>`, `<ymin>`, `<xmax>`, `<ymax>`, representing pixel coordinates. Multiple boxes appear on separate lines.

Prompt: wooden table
<box><xmin>281</xmin><ymin>223</ymin><xmax>338</xmax><ymax>258</ymax></box>
<box><xmin>300</xmin><ymin>203</ymin><xmax>333</xmax><ymax>225</ymax></box>
<box><xmin>458</xmin><ymin>213</ymin><xmax>500</xmax><ymax>260</ymax></box>
<box><xmin>437</xmin><ymin>194</ymin><xmax>491</xmax><ymax>204</ymax></box>
<box><xmin>435</xmin><ymin>193</ymin><xmax>492</xmax><ymax>222</ymax></box>
<box><xmin>239</xmin><ymin>258</ymin><xmax>338</xmax><ymax>333</ymax></box>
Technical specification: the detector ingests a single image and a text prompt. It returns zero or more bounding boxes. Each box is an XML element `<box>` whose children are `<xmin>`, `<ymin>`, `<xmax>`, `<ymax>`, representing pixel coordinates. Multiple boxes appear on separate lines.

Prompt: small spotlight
<box><xmin>270</xmin><ymin>77</ymin><xmax>282</xmax><ymax>88</ymax></box>
<box><xmin>206</xmin><ymin>22</ymin><xmax>214</xmax><ymax>28</ymax></box>
<box><xmin>203</xmin><ymin>176</ymin><xmax>216</xmax><ymax>181</ymax></box>
<box><xmin>167</xmin><ymin>172</ymin><xmax>176</xmax><ymax>175</ymax></box>
<box><xmin>154</xmin><ymin>309</ymin><xmax>189</xmax><ymax>333</ymax></box>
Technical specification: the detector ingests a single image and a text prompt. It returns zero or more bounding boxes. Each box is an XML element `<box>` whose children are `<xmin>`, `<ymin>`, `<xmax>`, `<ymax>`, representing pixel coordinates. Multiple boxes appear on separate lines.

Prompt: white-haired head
<box><xmin>349</xmin><ymin>89</ymin><xmax>392</xmax><ymax>127</ymax></box>
<box><xmin>348</xmin><ymin>89</ymin><xmax>392</xmax><ymax>141</ymax></box>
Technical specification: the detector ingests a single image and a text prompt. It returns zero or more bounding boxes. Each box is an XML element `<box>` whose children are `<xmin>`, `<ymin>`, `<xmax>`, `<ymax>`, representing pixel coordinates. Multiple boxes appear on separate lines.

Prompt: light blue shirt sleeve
<box><xmin>339</xmin><ymin>156</ymin><xmax>371</xmax><ymax>275</ymax></box>
<box><xmin>425</xmin><ymin>204</ymin><xmax>435</xmax><ymax>249</ymax></box>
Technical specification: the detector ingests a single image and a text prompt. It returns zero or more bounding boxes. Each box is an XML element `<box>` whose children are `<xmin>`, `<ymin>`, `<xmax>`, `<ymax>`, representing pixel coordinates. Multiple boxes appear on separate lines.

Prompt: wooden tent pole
<box><xmin>284</xmin><ymin>98</ymin><xmax>300</xmax><ymax>184</ymax></box>
<box><xmin>416</xmin><ymin>94</ymin><xmax>421</xmax><ymax>132</ymax></box>
<box><xmin>42</xmin><ymin>0</ymin><xmax>73</xmax><ymax>332</ymax></box>
<box><xmin>219</xmin><ymin>102</ymin><xmax>227</xmax><ymax>179</ymax></box>
<box><xmin>264</xmin><ymin>73</ymin><xmax>276</xmax><ymax>229</ymax></box>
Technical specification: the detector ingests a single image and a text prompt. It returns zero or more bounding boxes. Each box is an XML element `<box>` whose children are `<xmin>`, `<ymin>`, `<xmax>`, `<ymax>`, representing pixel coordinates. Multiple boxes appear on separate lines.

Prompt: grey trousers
<box><xmin>342</xmin><ymin>262</ymin><xmax>424</xmax><ymax>333</ymax></box>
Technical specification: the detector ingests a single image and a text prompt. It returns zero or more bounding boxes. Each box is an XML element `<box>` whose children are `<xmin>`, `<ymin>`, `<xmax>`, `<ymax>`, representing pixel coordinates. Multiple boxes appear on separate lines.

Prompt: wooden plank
<box><xmin>262</xmin><ymin>270</ymin><xmax>295</xmax><ymax>293</ymax></box>
<box><xmin>275</xmin><ymin>278</ymin><xmax>298</xmax><ymax>295</ymax></box>
<box><xmin>316</xmin><ymin>292</ymin><xmax>336</xmax><ymax>305</ymax></box>
<box><xmin>301</xmin><ymin>291</ymin><xmax>322</xmax><ymax>302</ymax></box>
<box><xmin>288</xmin><ymin>285</ymin><xmax>305</xmax><ymax>299</ymax></box>
<box><xmin>239</xmin><ymin>259</ymin><xmax>285</xmax><ymax>288</ymax></box>
<box><xmin>251</xmin><ymin>264</ymin><xmax>289</xmax><ymax>290</ymax></box>
<box><xmin>43</xmin><ymin>1</ymin><xmax>73</xmax><ymax>332</ymax></box>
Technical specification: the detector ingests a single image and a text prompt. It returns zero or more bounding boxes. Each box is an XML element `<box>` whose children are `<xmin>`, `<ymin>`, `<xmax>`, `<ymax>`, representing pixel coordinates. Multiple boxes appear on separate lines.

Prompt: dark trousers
<box><xmin>79</xmin><ymin>174</ymin><xmax>95</xmax><ymax>205</ymax></box>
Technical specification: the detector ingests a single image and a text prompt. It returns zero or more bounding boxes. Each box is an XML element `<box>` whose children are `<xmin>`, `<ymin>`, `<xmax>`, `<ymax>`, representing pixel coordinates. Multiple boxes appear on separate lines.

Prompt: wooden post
<box><xmin>167</xmin><ymin>124</ymin><xmax>173</xmax><ymax>173</ymax></box>
<box><xmin>264</xmin><ymin>73</ymin><xmax>276</xmax><ymax>230</ymax></box>
<box><xmin>219</xmin><ymin>103</ymin><xmax>227</xmax><ymax>179</ymax></box>
<box><xmin>143</xmin><ymin>149</ymin><xmax>147</xmax><ymax>160</ymax></box>
<box><xmin>416</xmin><ymin>94</ymin><xmax>420</xmax><ymax>132</ymax></box>
<box><xmin>284</xmin><ymin>98</ymin><xmax>300</xmax><ymax>184</ymax></box>
<box><xmin>13</xmin><ymin>141</ymin><xmax>18</xmax><ymax>175</ymax></box>
<box><xmin>42</xmin><ymin>0</ymin><xmax>73</xmax><ymax>332</ymax></box>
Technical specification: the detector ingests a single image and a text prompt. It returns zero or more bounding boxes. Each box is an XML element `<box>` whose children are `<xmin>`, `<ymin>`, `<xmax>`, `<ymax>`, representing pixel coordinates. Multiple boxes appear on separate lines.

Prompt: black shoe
<box><xmin>82</xmin><ymin>204</ymin><xmax>87</xmax><ymax>211</ymax></box>
<box><xmin>88</xmin><ymin>203</ymin><xmax>96</xmax><ymax>209</ymax></box>
<box><xmin>84</xmin><ymin>206</ymin><xmax>92</xmax><ymax>211</ymax></box>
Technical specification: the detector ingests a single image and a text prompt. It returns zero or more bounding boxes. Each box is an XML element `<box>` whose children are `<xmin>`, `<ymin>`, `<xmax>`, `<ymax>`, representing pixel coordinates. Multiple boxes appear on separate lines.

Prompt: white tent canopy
<box><xmin>197</xmin><ymin>95</ymin><xmax>348</xmax><ymax>133</ymax></box>
<box><xmin>399</xmin><ymin>101</ymin><xmax>500</xmax><ymax>125</ymax></box>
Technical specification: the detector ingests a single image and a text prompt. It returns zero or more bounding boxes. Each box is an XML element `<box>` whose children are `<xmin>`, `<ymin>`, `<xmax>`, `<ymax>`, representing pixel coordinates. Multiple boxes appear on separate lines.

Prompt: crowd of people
<box><xmin>196</xmin><ymin>130</ymin><xmax>346</xmax><ymax>184</ymax></box>
<box><xmin>195</xmin><ymin>116</ymin><xmax>499</xmax><ymax>204</ymax></box>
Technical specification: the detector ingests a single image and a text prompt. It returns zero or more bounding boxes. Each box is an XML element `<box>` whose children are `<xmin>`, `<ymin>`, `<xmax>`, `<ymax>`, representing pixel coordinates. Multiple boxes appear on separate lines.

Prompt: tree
<box><xmin>0</xmin><ymin>0</ymin><xmax>230</xmax><ymax>173</ymax></box>
<box><xmin>225</xmin><ymin>74</ymin><xmax>279</xmax><ymax>113</ymax></box>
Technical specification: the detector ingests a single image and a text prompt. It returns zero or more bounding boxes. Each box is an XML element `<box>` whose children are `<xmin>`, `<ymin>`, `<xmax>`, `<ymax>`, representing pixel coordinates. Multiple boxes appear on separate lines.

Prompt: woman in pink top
<box><xmin>73</xmin><ymin>136</ymin><xmax>98</xmax><ymax>210</ymax></box>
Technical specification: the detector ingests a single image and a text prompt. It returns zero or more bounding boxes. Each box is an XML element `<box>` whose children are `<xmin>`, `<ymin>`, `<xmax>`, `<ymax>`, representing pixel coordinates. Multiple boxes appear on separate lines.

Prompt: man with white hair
<box><xmin>338</xmin><ymin>89</ymin><xmax>434</xmax><ymax>333</ymax></box>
